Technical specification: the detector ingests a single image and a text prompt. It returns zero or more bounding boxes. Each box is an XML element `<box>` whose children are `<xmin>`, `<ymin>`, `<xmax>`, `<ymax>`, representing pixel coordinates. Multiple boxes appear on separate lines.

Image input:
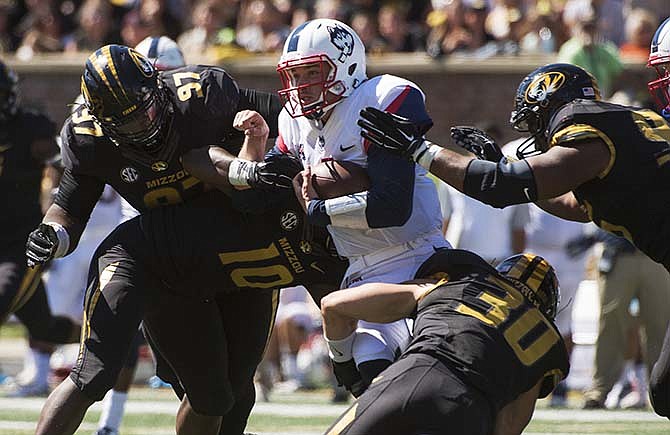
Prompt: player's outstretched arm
<box><xmin>358</xmin><ymin>107</ymin><xmax>610</xmax><ymax>215</ymax></box>
<box><xmin>493</xmin><ymin>380</ymin><xmax>542</xmax><ymax>435</ymax></box>
<box><xmin>321</xmin><ymin>281</ymin><xmax>433</xmax><ymax>339</ymax></box>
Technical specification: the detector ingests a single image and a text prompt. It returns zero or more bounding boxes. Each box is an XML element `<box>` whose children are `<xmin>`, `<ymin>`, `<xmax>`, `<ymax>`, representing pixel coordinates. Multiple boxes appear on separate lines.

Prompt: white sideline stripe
<box><xmin>0</xmin><ymin>398</ymin><xmax>666</xmax><ymax>421</ymax></box>
<box><xmin>0</xmin><ymin>398</ymin><xmax>348</xmax><ymax>417</ymax></box>
<box><xmin>533</xmin><ymin>409</ymin><xmax>667</xmax><ymax>422</ymax></box>
<box><xmin>0</xmin><ymin>421</ymin><xmax>318</xmax><ymax>435</ymax></box>
<box><xmin>0</xmin><ymin>421</ymin><xmax>96</xmax><ymax>430</ymax></box>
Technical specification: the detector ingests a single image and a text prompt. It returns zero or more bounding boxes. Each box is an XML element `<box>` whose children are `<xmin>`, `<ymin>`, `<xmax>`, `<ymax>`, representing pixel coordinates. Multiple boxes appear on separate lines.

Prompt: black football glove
<box><xmin>449</xmin><ymin>126</ymin><xmax>504</xmax><ymax>162</ymax></box>
<box><xmin>26</xmin><ymin>223</ymin><xmax>59</xmax><ymax>267</ymax></box>
<box><xmin>250</xmin><ymin>153</ymin><xmax>304</xmax><ymax>190</ymax></box>
<box><xmin>358</xmin><ymin>107</ymin><xmax>426</xmax><ymax>160</ymax></box>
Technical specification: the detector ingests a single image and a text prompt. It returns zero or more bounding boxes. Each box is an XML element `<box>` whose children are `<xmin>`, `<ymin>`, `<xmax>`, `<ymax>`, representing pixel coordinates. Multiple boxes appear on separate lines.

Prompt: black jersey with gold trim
<box><xmin>0</xmin><ymin>108</ymin><xmax>56</xmax><ymax>243</ymax></box>
<box><xmin>59</xmin><ymin>65</ymin><xmax>255</xmax><ymax>213</ymax></box>
<box><xmin>548</xmin><ymin>99</ymin><xmax>670</xmax><ymax>266</ymax></box>
<box><xmin>117</xmin><ymin>188</ymin><xmax>347</xmax><ymax>300</ymax></box>
<box><xmin>406</xmin><ymin>249</ymin><xmax>568</xmax><ymax>413</ymax></box>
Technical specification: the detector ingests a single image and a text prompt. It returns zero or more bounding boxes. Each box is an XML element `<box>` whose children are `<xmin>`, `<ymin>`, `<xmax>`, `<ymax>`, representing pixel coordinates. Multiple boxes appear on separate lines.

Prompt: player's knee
<box><xmin>70</xmin><ymin>369</ymin><xmax>118</xmax><ymax>402</ymax></box>
<box><xmin>179</xmin><ymin>373</ymin><xmax>235</xmax><ymax>416</ymax></box>
<box><xmin>186</xmin><ymin>388</ymin><xmax>235</xmax><ymax>417</ymax></box>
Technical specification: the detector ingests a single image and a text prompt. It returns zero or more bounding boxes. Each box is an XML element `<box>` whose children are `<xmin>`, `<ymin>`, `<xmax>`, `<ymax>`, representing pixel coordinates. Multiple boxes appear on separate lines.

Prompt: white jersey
<box><xmin>277</xmin><ymin>75</ymin><xmax>443</xmax><ymax>258</ymax></box>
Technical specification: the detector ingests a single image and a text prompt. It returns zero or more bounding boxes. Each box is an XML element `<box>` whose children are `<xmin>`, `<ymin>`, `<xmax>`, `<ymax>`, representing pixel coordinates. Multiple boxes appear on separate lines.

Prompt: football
<box><xmin>310</xmin><ymin>160</ymin><xmax>370</xmax><ymax>199</ymax></box>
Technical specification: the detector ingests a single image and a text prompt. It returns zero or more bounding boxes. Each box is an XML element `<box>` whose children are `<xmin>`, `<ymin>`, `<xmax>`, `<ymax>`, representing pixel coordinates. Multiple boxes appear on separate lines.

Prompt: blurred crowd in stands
<box><xmin>0</xmin><ymin>0</ymin><xmax>668</xmax><ymax>63</ymax></box>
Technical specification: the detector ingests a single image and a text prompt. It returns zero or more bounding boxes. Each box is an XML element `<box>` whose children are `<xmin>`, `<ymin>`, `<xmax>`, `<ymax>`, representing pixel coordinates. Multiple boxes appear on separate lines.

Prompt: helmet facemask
<box><xmin>510</xmin><ymin>104</ymin><xmax>548</xmax><ymax>159</ymax></box>
<box><xmin>85</xmin><ymin>80</ymin><xmax>174</xmax><ymax>167</ymax></box>
<box><xmin>510</xmin><ymin>63</ymin><xmax>601</xmax><ymax>160</ymax></box>
<box><xmin>277</xmin><ymin>54</ymin><xmax>345</xmax><ymax>120</ymax></box>
<box><xmin>648</xmin><ymin>62</ymin><xmax>670</xmax><ymax>119</ymax></box>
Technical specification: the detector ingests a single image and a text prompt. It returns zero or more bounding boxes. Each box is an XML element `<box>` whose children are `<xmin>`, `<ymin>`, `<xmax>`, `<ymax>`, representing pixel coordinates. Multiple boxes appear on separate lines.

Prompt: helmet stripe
<box><xmin>525</xmin><ymin>257</ymin><xmax>549</xmax><ymax>292</ymax></box>
<box><xmin>286</xmin><ymin>21</ymin><xmax>310</xmax><ymax>52</ymax></box>
<box><xmin>505</xmin><ymin>254</ymin><xmax>530</xmax><ymax>280</ymax></box>
<box><xmin>88</xmin><ymin>52</ymin><xmax>121</xmax><ymax>105</ymax></box>
<box><xmin>652</xmin><ymin>17</ymin><xmax>670</xmax><ymax>53</ymax></box>
<box><xmin>103</xmin><ymin>46</ymin><xmax>128</xmax><ymax>101</ymax></box>
<box><xmin>148</xmin><ymin>37</ymin><xmax>160</xmax><ymax>59</ymax></box>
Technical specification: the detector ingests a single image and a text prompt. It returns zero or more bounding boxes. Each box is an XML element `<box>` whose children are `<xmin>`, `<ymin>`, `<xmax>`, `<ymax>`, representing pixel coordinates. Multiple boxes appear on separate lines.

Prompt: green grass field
<box><xmin>0</xmin><ymin>387</ymin><xmax>669</xmax><ymax>435</ymax></box>
<box><xmin>2</xmin><ymin>324</ymin><xmax>670</xmax><ymax>434</ymax></box>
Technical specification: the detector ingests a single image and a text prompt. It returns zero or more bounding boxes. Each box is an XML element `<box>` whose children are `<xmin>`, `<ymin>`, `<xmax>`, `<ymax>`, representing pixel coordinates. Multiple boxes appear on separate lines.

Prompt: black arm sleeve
<box><xmin>237</xmin><ymin>88</ymin><xmax>282</xmax><ymax>138</ymax></box>
<box><xmin>462</xmin><ymin>159</ymin><xmax>538</xmax><ymax>208</ymax></box>
<box><xmin>54</xmin><ymin>168</ymin><xmax>105</xmax><ymax>224</ymax></box>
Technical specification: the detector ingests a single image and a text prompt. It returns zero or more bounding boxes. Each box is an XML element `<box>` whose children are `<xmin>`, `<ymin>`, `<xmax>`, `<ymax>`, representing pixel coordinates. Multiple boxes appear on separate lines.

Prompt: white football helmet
<box><xmin>277</xmin><ymin>19</ymin><xmax>367</xmax><ymax>119</ymax></box>
<box><xmin>648</xmin><ymin>17</ymin><xmax>670</xmax><ymax>118</ymax></box>
<box><xmin>135</xmin><ymin>36</ymin><xmax>185</xmax><ymax>71</ymax></box>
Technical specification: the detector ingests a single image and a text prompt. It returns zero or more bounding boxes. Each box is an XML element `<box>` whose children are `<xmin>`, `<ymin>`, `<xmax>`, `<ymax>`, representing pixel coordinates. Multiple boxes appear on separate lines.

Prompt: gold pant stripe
<box><xmin>326</xmin><ymin>402</ymin><xmax>359</xmax><ymax>435</ymax></box>
<box><xmin>77</xmin><ymin>262</ymin><xmax>120</xmax><ymax>361</ymax></box>
<box><xmin>262</xmin><ymin>289</ymin><xmax>280</xmax><ymax>355</ymax></box>
<box><xmin>5</xmin><ymin>264</ymin><xmax>41</xmax><ymax>318</ymax></box>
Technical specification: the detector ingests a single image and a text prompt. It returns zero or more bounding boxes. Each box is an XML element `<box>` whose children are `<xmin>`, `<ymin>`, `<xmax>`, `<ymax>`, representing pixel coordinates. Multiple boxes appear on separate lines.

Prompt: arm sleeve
<box><xmin>365</xmin><ymin>145</ymin><xmax>414</xmax><ymax>228</ymax></box>
<box><xmin>54</xmin><ymin>168</ymin><xmax>105</xmax><ymax>225</ymax></box>
<box><xmin>314</xmin><ymin>85</ymin><xmax>428</xmax><ymax>228</ymax></box>
<box><xmin>237</xmin><ymin>88</ymin><xmax>282</xmax><ymax>138</ymax></box>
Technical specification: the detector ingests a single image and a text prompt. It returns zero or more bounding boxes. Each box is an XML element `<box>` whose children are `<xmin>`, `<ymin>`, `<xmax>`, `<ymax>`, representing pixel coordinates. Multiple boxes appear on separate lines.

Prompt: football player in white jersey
<box><xmin>270</xmin><ymin>18</ymin><xmax>449</xmax><ymax>396</ymax></box>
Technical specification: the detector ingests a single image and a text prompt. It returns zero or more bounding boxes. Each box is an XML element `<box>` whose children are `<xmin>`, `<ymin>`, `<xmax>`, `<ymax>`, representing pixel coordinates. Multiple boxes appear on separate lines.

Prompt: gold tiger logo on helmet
<box><xmin>128</xmin><ymin>48</ymin><xmax>155</xmax><ymax>78</ymax></box>
<box><xmin>525</xmin><ymin>72</ymin><xmax>566</xmax><ymax>105</ymax></box>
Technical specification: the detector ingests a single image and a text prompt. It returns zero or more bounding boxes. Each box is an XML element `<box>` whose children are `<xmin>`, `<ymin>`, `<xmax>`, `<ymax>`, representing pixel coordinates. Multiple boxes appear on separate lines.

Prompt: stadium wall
<box><xmin>9</xmin><ymin>53</ymin><xmax>652</xmax><ymax>145</ymax></box>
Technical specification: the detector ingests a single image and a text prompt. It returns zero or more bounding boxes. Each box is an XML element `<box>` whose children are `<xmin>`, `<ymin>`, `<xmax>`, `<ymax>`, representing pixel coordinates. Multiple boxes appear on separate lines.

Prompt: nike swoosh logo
<box><xmin>310</xmin><ymin>262</ymin><xmax>325</xmax><ymax>274</ymax></box>
<box><xmin>339</xmin><ymin>144</ymin><xmax>356</xmax><ymax>152</ymax></box>
<box><xmin>398</xmin><ymin>129</ymin><xmax>414</xmax><ymax>142</ymax></box>
<box><xmin>332</xmin><ymin>348</ymin><xmax>344</xmax><ymax>357</ymax></box>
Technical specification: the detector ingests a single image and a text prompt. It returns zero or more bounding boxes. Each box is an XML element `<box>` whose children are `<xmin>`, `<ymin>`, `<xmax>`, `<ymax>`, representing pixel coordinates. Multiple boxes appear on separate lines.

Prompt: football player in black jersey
<box><xmin>0</xmin><ymin>60</ymin><xmax>81</xmax><ymax>361</ymax></box>
<box><xmin>321</xmin><ymin>249</ymin><xmax>568</xmax><ymax>435</ymax></box>
<box><xmin>358</xmin><ymin>63</ymin><xmax>670</xmax><ymax>418</ymax></box>
<box><xmin>26</xmin><ymin>45</ymin><xmax>308</xmax><ymax>433</ymax></box>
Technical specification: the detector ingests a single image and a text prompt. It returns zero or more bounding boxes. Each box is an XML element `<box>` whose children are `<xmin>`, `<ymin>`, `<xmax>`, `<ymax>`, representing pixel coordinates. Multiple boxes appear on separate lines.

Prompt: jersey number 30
<box><xmin>456</xmin><ymin>275</ymin><xmax>559</xmax><ymax>366</ymax></box>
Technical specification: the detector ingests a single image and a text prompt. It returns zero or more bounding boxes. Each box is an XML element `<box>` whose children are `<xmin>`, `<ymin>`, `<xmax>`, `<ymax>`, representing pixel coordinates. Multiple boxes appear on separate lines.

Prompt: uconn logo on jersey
<box><xmin>328</xmin><ymin>24</ymin><xmax>354</xmax><ymax>63</ymax></box>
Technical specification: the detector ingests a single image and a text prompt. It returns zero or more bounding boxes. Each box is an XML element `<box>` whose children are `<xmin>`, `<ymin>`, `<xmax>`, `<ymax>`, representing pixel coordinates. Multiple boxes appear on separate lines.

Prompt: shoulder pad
<box><xmin>163</xmin><ymin>65</ymin><xmax>240</xmax><ymax>120</ymax></box>
<box><xmin>414</xmin><ymin>248</ymin><xmax>494</xmax><ymax>280</ymax></box>
<box><xmin>60</xmin><ymin>115</ymin><xmax>106</xmax><ymax>172</ymax></box>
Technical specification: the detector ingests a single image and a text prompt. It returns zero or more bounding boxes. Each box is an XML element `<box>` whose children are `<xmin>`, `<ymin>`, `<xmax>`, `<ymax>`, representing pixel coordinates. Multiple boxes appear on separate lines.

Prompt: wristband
<box><xmin>228</xmin><ymin>158</ymin><xmax>257</xmax><ymax>188</ymax></box>
<box><xmin>414</xmin><ymin>141</ymin><xmax>442</xmax><ymax>171</ymax></box>
<box><xmin>325</xmin><ymin>332</ymin><xmax>356</xmax><ymax>362</ymax></box>
<box><xmin>44</xmin><ymin>222</ymin><xmax>70</xmax><ymax>258</ymax></box>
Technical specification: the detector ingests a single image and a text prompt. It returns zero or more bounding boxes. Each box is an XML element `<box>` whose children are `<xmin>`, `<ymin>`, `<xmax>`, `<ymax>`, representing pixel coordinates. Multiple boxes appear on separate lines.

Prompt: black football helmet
<box><xmin>510</xmin><ymin>63</ymin><xmax>601</xmax><ymax>159</ymax></box>
<box><xmin>0</xmin><ymin>60</ymin><xmax>18</xmax><ymax>124</ymax></box>
<box><xmin>81</xmin><ymin>44</ymin><xmax>174</xmax><ymax>167</ymax></box>
<box><xmin>496</xmin><ymin>253</ymin><xmax>560</xmax><ymax>320</ymax></box>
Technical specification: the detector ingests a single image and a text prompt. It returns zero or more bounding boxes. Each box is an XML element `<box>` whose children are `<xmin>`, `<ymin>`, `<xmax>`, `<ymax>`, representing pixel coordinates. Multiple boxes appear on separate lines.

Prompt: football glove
<box><xmin>331</xmin><ymin>359</ymin><xmax>367</xmax><ymax>398</ymax></box>
<box><xmin>450</xmin><ymin>126</ymin><xmax>504</xmax><ymax>162</ymax></box>
<box><xmin>26</xmin><ymin>223</ymin><xmax>59</xmax><ymax>267</ymax></box>
<box><xmin>358</xmin><ymin>107</ymin><xmax>426</xmax><ymax>161</ymax></box>
<box><xmin>251</xmin><ymin>153</ymin><xmax>304</xmax><ymax>190</ymax></box>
